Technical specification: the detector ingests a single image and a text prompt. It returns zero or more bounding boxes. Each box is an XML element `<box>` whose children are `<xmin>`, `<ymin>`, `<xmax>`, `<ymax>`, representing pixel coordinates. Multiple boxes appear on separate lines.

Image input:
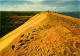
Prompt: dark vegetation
<box><xmin>26</xmin><ymin>36</ymin><xmax>29</xmax><ymax>39</ymax></box>
<box><xmin>25</xmin><ymin>40</ymin><xmax>30</xmax><ymax>42</ymax></box>
<box><xmin>12</xmin><ymin>45</ymin><xmax>15</xmax><ymax>50</ymax></box>
<box><xmin>30</xmin><ymin>37</ymin><xmax>34</xmax><ymax>39</ymax></box>
<box><xmin>19</xmin><ymin>43</ymin><xmax>25</xmax><ymax>46</ymax></box>
<box><xmin>18</xmin><ymin>40</ymin><xmax>23</xmax><ymax>43</ymax></box>
<box><xmin>21</xmin><ymin>35</ymin><xmax>24</xmax><ymax>37</ymax></box>
<box><xmin>1</xmin><ymin>11</ymin><xmax>41</xmax><ymax>16</ymax></box>
<box><xmin>0</xmin><ymin>11</ymin><xmax>41</xmax><ymax>38</ymax></box>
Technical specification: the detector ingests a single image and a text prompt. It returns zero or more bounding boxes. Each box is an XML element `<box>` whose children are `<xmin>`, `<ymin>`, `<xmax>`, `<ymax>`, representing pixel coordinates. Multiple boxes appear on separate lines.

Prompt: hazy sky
<box><xmin>0</xmin><ymin>0</ymin><xmax>80</xmax><ymax>12</ymax></box>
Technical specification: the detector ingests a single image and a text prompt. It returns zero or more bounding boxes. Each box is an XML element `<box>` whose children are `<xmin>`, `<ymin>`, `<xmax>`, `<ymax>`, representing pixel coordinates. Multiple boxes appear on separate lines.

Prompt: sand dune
<box><xmin>0</xmin><ymin>11</ymin><xmax>80</xmax><ymax>56</ymax></box>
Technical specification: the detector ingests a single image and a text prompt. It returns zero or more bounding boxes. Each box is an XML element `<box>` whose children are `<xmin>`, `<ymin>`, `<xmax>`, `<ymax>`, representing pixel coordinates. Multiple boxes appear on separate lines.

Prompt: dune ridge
<box><xmin>0</xmin><ymin>11</ymin><xmax>80</xmax><ymax>56</ymax></box>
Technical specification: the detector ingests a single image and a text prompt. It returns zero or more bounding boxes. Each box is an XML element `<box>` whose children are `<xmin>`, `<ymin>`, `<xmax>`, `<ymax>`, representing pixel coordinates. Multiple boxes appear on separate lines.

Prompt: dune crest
<box><xmin>0</xmin><ymin>11</ymin><xmax>80</xmax><ymax>56</ymax></box>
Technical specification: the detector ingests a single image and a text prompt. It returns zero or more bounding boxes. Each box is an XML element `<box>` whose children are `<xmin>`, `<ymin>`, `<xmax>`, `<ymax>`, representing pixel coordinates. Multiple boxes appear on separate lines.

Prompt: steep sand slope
<box><xmin>0</xmin><ymin>11</ymin><xmax>80</xmax><ymax>56</ymax></box>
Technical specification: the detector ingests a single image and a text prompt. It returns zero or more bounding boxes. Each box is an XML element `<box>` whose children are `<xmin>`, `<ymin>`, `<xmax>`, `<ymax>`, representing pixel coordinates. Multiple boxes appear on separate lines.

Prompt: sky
<box><xmin>0</xmin><ymin>0</ymin><xmax>80</xmax><ymax>12</ymax></box>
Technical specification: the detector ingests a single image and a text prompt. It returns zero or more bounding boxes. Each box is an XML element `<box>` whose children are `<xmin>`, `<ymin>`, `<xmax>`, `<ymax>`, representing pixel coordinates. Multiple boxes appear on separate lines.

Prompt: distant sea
<box><xmin>56</xmin><ymin>12</ymin><xmax>80</xmax><ymax>19</ymax></box>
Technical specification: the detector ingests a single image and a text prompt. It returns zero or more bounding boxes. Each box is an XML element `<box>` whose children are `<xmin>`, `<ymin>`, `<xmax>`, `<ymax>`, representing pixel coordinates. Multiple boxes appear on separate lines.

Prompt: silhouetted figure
<box><xmin>48</xmin><ymin>10</ymin><xmax>49</xmax><ymax>13</ymax></box>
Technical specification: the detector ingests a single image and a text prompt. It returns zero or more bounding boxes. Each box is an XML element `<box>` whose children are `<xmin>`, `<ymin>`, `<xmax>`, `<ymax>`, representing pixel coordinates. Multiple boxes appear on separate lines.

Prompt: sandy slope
<box><xmin>0</xmin><ymin>11</ymin><xmax>80</xmax><ymax>56</ymax></box>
